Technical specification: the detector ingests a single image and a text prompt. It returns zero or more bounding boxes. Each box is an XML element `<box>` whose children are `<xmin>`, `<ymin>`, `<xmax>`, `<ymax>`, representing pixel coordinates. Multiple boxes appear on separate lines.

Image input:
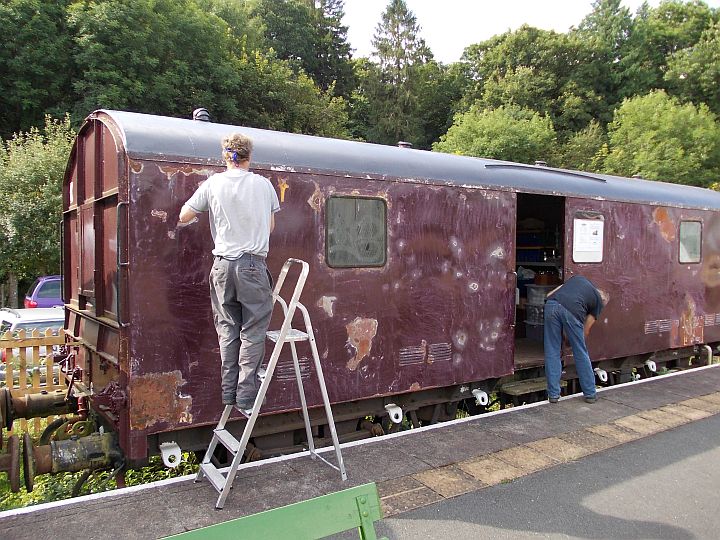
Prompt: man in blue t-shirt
<box><xmin>543</xmin><ymin>275</ymin><xmax>604</xmax><ymax>404</ymax></box>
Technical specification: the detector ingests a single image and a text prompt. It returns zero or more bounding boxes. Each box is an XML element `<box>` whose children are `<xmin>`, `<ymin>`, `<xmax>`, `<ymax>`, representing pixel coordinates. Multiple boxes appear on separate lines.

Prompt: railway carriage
<box><xmin>7</xmin><ymin>110</ymin><xmax>720</xmax><ymax>479</ymax></box>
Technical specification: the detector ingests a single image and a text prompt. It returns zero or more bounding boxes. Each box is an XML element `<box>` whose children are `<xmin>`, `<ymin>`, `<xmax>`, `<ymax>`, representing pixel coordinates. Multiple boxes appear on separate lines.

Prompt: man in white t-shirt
<box><xmin>179</xmin><ymin>133</ymin><xmax>280</xmax><ymax>415</ymax></box>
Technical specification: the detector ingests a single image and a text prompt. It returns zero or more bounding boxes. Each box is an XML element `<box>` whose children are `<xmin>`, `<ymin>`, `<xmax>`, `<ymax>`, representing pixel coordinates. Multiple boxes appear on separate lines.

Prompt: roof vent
<box><xmin>397</xmin><ymin>141</ymin><xmax>413</xmax><ymax>149</ymax></box>
<box><xmin>534</xmin><ymin>160</ymin><xmax>547</xmax><ymax>167</ymax></box>
<box><xmin>192</xmin><ymin>108</ymin><xmax>212</xmax><ymax>122</ymax></box>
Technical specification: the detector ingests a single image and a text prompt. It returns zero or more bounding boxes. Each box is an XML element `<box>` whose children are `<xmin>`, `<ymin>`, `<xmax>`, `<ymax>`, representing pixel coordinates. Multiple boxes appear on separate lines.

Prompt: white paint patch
<box><xmin>317</xmin><ymin>296</ymin><xmax>337</xmax><ymax>318</ymax></box>
<box><xmin>453</xmin><ymin>330</ymin><xmax>468</xmax><ymax>349</ymax></box>
<box><xmin>151</xmin><ymin>209</ymin><xmax>168</xmax><ymax>222</ymax></box>
<box><xmin>167</xmin><ymin>231</ymin><xmax>176</xmax><ymax>240</ymax></box>
<box><xmin>490</xmin><ymin>247</ymin><xmax>505</xmax><ymax>259</ymax></box>
<box><xmin>468</xmin><ymin>282</ymin><xmax>479</xmax><ymax>292</ymax></box>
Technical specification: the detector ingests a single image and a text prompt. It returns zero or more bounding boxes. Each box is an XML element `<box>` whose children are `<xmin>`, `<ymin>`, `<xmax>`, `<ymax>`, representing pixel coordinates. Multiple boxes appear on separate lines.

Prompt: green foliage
<box><xmin>0</xmin><ymin>453</ymin><xmax>198</xmax><ymax>511</ymax></box>
<box><xmin>462</xmin><ymin>26</ymin><xmax>608</xmax><ymax>137</ymax></box>
<box><xmin>433</xmin><ymin>104</ymin><xmax>556</xmax><ymax>165</ymax></box>
<box><xmin>604</xmin><ymin>90</ymin><xmax>720</xmax><ymax>186</ymax></box>
<box><xmin>67</xmin><ymin>0</ymin><xmax>243</xmax><ymax>122</ymax></box>
<box><xmin>364</xmin><ymin>0</ymin><xmax>434</xmax><ymax>146</ymax></box>
<box><xmin>666</xmin><ymin>22</ymin><xmax>720</xmax><ymax>114</ymax></box>
<box><xmin>556</xmin><ymin>121</ymin><xmax>608</xmax><ymax>172</ymax></box>
<box><xmin>0</xmin><ymin>0</ymin><xmax>74</xmax><ymax>138</ymax></box>
<box><xmin>0</xmin><ymin>116</ymin><xmax>75</xmax><ymax>283</ymax></box>
<box><xmin>620</xmin><ymin>0</ymin><xmax>716</xmax><ymax>99</ymax></box>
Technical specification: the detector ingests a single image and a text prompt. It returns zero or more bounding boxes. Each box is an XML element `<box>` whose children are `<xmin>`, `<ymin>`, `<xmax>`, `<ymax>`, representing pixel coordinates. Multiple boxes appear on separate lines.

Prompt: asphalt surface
<box><xmin>345</xmin><ymin>413</ymin><xmax>720</xmax><ymax>540</ymax></box>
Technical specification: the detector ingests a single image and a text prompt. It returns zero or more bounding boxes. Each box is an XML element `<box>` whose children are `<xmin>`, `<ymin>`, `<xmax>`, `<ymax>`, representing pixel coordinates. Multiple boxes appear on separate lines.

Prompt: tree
<box><xmin>620</xmin><ymin>0</ymin><xmax>715</xmax><ymax>98</ymax></box>
<box><xmin>433</xmin><ymin>104</ymin><xmax>557</xmax><ymax>165</ymax></box>
<box><xmin>249</xmin><ymin>0</ymin><xmax>355</xmax><ymax>96</ymax></box>
<box><xmin>0</xmin><ymin>116</ymin><xmax>75</xmax><ymax>302</ymax></box>
<box><xmin>461</xmin><ymin>26</ymin><xmax>606</xmax><ymax>137</ymax></box>
<box><xmin>67</xmin><ymin>0</ymin><xmax>351</xmax><ymax>138</ymax></box>
<box><xmin>666</xmin><ymin>22</ymin><xmax>720</xmax><ymax>114</ymax></box>
<box><xmin>556</xmin><ymin>121</ymin><xmax>607</xmax><ymax>172</ymax></box>
<box><xmin>604</xmin><ymin>90</ymin><xmax>720</xmax><ymax>186</ymax></box>
<box><xmin>0</xmin><ymin>0</ymin><xmax>74</xmax><ymax>138</ymax></box>
<box><xmin>364</xmin><ymin>0</ymin><xmax>432</xmax><ymax>146</ymax></box>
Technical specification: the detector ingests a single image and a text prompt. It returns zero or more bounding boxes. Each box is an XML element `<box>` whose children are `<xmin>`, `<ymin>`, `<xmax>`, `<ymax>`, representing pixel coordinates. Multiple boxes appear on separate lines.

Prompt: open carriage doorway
<box><xmin>514</xmin><ymin>193</ymin><xmax>565</xmax><ymax>370</ymax></box>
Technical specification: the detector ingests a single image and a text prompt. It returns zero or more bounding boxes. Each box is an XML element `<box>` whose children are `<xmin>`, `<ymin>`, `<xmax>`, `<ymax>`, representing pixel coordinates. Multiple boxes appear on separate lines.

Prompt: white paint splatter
<box><xmin>317</xmin><ymin>296</ymin><xmax>337</xmax><ymax>318</ymax></box>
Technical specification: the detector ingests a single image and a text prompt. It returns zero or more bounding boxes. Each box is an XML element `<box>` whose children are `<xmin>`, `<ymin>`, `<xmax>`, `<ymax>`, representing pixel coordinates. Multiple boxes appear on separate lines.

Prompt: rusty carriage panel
<box><xmin>126</xmin><ymin>162</ymin><xmax>517</xmax><ymax>438</ymax></box>
<box><xmin>61</xmin><ymin>110</ymin><xmax>720</xmax><ymax>465</ymax></box>
<box><xmin>564</xmin><ymin>198</ymin><xmax>720</xmax><ymax>361</ymax></box>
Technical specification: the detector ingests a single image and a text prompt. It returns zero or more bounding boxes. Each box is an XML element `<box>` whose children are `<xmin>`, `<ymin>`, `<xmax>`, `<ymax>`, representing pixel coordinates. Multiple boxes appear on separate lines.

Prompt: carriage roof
<box><xmin>92</xmin><ymin>110</ymin><xmax>720</xmax><ymax>211</ymax></box>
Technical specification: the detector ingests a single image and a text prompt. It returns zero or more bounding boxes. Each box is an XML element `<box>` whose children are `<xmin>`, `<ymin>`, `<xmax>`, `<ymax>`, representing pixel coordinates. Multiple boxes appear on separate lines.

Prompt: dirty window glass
<box><xmin>327</xmin><ymin>197</ymin><xmax>386</xmax><ymax>267</ymax></box>
<box><xmin>679</xmin><ymin>221</ymin><xmax>701</xmax><ymax>263</ymax></box>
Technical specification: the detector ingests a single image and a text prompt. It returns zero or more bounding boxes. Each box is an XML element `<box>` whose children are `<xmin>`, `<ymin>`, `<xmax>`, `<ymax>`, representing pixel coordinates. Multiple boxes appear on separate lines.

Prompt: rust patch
<box><xmin>652</xmin><ymin>208</ymin><xmax>675</xmax><ymax>242</ymax></box>
<box><xmin>409</xmin><ymin>382</ymin><xmax>421</xmax><ymax>391</ymax></box>
<box><xmin>346</xmin><ymin>317</ymin><xmax>378</xmax><ymax>370</ymax></box>
<box><xmin>307</xmin><ymin>182</ymin><xmax>323</xmax><ymax>212</ymax></box>
<box><xmin>130</xmin><ymin>160</ymin><xmax>143</xmax><ymax>173</ymax></box>
<box><xmin>129</xmin><ymin>370</ymin><xmax>193</xmax><ymax>430</ymax></box>
<box><xmin>678</xmin><ymin>295</ymin><xmax>703</xmax><ymax>346</ymax></box>
<box><xmin>159</xmin><ymin>164</ymin><xmax>211</xmax><ymax>176</ymax></box>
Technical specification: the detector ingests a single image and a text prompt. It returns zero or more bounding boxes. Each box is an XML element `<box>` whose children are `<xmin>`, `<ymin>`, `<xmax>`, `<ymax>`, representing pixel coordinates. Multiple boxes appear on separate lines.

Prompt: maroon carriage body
<box><xmin>62</xmin><ymin>111</ymin><xmax>720</xmax><ymax>463</ymax></box>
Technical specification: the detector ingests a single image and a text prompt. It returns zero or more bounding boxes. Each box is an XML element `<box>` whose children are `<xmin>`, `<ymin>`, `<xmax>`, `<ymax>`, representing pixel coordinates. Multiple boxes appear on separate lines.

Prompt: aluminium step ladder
<box><xmin>195</xmin><ymin>258</ymin><xmax>347</xmax><ymax>509</ymax></box>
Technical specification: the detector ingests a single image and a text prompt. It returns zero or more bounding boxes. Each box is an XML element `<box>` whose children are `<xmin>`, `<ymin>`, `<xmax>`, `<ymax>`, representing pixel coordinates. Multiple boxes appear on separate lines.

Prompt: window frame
<box><xmin>325</xmin><ymin>195</ymin><xmax>388</xmax><ymax>269</ymax></box>
<box><xmin>678</xmin><ymin>220</ymin><xmax>702</xmax><ymax>264</ymax></box>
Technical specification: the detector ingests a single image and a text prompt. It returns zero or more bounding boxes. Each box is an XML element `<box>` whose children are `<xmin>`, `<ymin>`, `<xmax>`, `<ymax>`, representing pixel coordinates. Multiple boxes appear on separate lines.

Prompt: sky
<box><xmin>343</xmin><ymin>0</ymin><xmax>720</xmax><ymax>64</ymax></box>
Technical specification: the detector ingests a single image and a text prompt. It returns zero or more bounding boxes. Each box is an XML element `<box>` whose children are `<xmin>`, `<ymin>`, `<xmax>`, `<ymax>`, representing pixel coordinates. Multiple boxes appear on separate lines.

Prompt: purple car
<box><xmin>24</xmin><ymin>275</ymin><xmax>63</xmax><ymax>308</ymax></box>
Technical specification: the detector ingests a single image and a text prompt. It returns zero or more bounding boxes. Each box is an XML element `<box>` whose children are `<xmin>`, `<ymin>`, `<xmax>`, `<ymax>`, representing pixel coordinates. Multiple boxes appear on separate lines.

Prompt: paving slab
<box><xmin>1</xmin><ymin>365</ymin><xmax>718</xmax><ymax>539</ymax></box>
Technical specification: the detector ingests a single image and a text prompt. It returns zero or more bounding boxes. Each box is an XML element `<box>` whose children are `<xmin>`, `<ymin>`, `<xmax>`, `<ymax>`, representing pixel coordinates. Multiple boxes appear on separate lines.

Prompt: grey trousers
<box><xmin>209</xmin><ymin>254</ymin><xmax>273</xmax><ymax>408</ymax></box>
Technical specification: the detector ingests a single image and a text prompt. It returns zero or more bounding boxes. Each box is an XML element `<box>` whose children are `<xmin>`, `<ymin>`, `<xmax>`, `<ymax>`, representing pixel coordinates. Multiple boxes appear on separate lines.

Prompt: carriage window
<box><xmin>679</xmin><ymin>221</ymin><xmax>701</xmax><ymax>263</ymax></box>
<box><xmin>326</xmin><ymin>197</ymin><xmax>386</xmax><ymax>267</ymax></box>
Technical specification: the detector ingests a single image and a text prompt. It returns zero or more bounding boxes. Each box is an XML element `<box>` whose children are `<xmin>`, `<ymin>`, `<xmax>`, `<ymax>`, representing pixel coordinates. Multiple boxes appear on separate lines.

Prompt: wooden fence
<box><xmin>1</xmin><ymin>328</ymin><xmax>69</xmax><ymax>435</ymax></box>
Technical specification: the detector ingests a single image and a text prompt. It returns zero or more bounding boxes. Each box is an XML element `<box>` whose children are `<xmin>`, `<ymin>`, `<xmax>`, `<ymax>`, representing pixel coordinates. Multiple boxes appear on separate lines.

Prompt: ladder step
<box><xmin>200</xmin><ymin>463</ymin><xmax>227</xmax><ymax>492</ymax></box>
<box><xmin>266</xmin><ymin>329</ymin><xmax>309</xmax><ymax>342</ymax></box>
<box><xmin>214</xmin><ymin>429</ymin><xmax>241</xmax><ymax>454</ymax></box>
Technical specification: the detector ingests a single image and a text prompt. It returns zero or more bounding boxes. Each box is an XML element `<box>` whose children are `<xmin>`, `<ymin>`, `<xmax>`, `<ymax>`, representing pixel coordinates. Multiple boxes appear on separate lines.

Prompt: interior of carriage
<box><xmin>513</xmin><ymin>193</ymin><xmax>565</xmax><ymax>369</ymax></box>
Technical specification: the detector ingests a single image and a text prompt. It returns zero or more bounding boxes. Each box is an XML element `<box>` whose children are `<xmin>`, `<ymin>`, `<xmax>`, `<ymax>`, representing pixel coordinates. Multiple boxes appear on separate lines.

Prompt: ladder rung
<box><xmin>266</xmin><ymin>329</ymin><xmax>309</xmax><ymax>342</ymax></box>
<box><xmin>200</xmin><ymin>463</ymin><xmax>227</xmax><ymax>492</ymax></box>
<box><xmin>214</xmin><ymin>429</ymin><xmax>241</xmax><ymax>454</ymax></box>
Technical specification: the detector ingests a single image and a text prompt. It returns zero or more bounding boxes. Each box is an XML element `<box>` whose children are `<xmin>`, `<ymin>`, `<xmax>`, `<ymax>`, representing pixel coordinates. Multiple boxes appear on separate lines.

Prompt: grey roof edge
<box><xmin>89</xmin><ymin>110</ymin><xmax>720</xmax><ymax>211</ymax></box>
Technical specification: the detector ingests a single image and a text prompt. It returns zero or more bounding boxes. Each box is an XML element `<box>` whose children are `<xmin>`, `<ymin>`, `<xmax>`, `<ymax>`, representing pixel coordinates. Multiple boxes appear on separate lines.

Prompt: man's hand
<box><xmin>584</xmin><ymin>314</ymin><xmax>596</xmax><ymax>339</ymax></box>
<box><xmin>178</xmin><ymin>205</ymin><xmax>199</xmax><ymax>226</ymax></box>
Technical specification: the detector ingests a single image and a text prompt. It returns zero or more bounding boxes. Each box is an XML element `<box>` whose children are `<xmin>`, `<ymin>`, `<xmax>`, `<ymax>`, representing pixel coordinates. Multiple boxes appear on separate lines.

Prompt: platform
<box><xmin>2</xmin><ymin>365</ymin><xmax>719</xmax><ymax>539</ymax></box>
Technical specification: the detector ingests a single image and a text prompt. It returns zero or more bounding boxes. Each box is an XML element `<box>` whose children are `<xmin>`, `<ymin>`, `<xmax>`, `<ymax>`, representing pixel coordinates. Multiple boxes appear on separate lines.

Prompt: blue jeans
<box><xmin>209</xmin><ymin>253</ymin><xmax>273</xmax><ymax>408</ymax></box>
<box><xmin>543</xmin><ymin>299</ymin><xmax>597</xmax><ymax>399</ymax></box>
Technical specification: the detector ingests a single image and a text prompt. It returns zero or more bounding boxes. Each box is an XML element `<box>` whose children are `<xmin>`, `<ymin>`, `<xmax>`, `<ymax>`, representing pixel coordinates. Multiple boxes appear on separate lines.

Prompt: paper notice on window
<box><xmin>573</xmin><ymin>218</ymin><xmax>604</xmax><ymax>263</ymax></box>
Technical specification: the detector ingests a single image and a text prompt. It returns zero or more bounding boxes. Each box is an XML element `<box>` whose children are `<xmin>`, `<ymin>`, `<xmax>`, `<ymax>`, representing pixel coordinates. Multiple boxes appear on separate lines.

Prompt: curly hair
<box><xmin>221</xmin><ymin>133</ymin><xmax>253</xmax><ymax>163</ymax></box>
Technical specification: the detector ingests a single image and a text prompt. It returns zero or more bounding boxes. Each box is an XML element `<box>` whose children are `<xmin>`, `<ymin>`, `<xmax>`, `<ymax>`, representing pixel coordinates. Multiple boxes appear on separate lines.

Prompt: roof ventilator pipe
<box><xmin>645</xmin><ymin>359</ymin><xmax>657</xmax><ymax>373</ymax></box>
<box><xmin>159</xmin><ymin>442</ymin><xmax>182</xmax><ymax>468</ymax></box>
<box><xmin>594</xmin><ymin>368</ymin><xmax>608</xmax><ymax>383</ymax></box>
<box><xmin>472</xmin><ymin>389</ymin><xmax>489</xmax><ymax>406</ymax></box>
<box><xmin>384</xmin><ymin>403</ymin><xmax>403</xmax><ymax>424</ymax></box>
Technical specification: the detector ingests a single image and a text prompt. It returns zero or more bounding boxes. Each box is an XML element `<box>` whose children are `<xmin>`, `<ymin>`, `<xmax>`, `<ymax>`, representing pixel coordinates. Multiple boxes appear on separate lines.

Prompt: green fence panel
<box><xmin>166</xmin><ymin>482</ymin><xmax>386</xmax><ymax>540</ymax></box>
